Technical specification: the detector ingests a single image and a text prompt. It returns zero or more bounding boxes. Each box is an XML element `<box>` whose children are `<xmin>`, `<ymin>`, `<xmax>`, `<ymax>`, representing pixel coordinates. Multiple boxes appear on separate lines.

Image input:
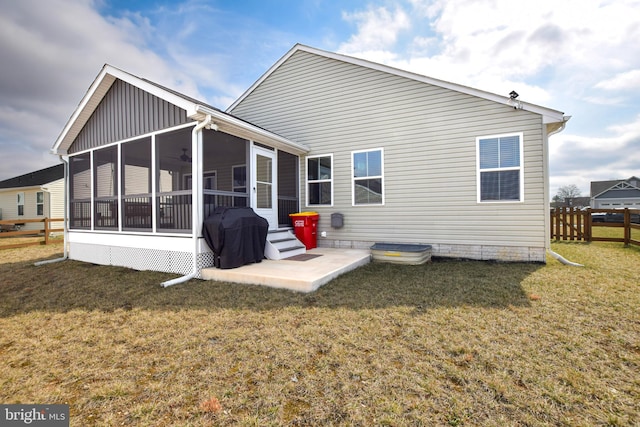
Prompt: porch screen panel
<box><xmin>122</xmin><ymin>137</ymin><xmax>152</xmax><ymax>231</ymax></box>
<box><xmin>94</xmin><ymin>145</ymin><xmax>118</xmax><ymax>230</ymax></box>
<box><xmin>69</xmin><ymin>153</ymin><xmax>91</xmax><ymax>229</ymax></box>
<box><xmin>155</xmin><ymin>128</ymin><xmax>192</xmax><ymax>233</ymax></box>
<box><xmin>202</xmin><ymin>131</ymin><xmax>249</xmax><ymax>218</ymax></box>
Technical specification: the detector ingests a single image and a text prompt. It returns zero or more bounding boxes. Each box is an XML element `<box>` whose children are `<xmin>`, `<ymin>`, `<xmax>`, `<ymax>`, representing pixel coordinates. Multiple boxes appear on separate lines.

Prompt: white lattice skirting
<box><xmin>69</xmin><ymin>242</ymin><xmax>215</xmax><ymax>278</ymax></box>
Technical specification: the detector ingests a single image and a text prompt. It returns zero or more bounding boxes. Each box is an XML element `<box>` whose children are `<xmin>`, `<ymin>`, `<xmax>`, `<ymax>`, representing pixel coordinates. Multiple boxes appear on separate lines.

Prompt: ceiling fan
<box><xmin>177</xmin><ymin>148</ymin><xmax>191</xmax><ymax>163</ymax></box>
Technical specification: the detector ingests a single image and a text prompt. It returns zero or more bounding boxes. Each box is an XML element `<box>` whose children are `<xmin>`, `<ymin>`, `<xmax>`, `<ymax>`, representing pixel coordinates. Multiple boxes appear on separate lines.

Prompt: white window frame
<box><xmin>36</xmin><ymin>191</ymin><xmax>44</xmax><ymax>216</ymax></box>
<box><xmin>351</xmin><ymin>148</ymin><xmax>385</xmax><ymax>206</ymax></box>
<box><xmin>184</xmin><ymin>170</ymin><xmax>217</xmax><ymax>191</ymax></box>
<box><xmin>17</xmin><ymin>192</ymin><xmax>25</xmax><ymax>216</ymax></box>
<box><xmin>306</xmin><ymin>154</ymin><xmax>333</xmax><ymax>207</ymax></box>
<box><xmin>232</xmin><ymin>164</ymin><xmax>247</xmax><ymax>193</ymax></box>
<box><xmin>476</xmin><ymin>132</ymin><xmax>524</xmax><ymax>203</ymax></box>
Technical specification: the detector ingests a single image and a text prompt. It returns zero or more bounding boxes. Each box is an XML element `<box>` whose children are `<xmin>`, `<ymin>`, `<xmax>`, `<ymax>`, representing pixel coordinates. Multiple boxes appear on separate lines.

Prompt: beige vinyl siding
<box><xmin>231</xmin><ymin>51</ymin><xmax>548</xmax><ymax>252</ymax></box>
<box><xmin>47</xmin><ymin>178</ymin><xmax>65</xmax><ymax>232</ymax></box>
<box><xmin>0</xmin><ymin>184</ymin><xmax>63</xmax><ymax>232</ymax></box>
<box><xmin>0</xmin><ymin>191</ymin><xmax>18</xmax><ymax>221</ymax></box>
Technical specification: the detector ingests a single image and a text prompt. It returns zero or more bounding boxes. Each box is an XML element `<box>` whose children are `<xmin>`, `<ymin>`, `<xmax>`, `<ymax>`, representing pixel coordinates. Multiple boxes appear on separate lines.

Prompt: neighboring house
<box><xmin>0</xmin><ymin>164</ymin><xmax>65</xmax><ymax>232</ymax></box>
<box><xmin>590</xmin><ymin>176</ymin><xmax>640</xmax><ymax>209</ymax></box>
<box><xmin>50</xmin><ymin>44</ymin><xmax>568</xmax><ymax>282</ymax></box>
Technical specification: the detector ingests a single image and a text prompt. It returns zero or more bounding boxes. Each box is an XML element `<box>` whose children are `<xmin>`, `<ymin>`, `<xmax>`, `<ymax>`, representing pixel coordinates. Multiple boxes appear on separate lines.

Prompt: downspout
<box><xmin>161</xmin><ymin>114</ymin><xmax>214</xmax><ymax>287</ymax></box>
<box><xmin>35</xmin><ymin>156</ymin><xmax>69</xmax><ymax>266</ymax></box>
<box><xmin>544</xmin><ymin>116</ymin><xmax>582</xmax><ymax>266</ymax></box>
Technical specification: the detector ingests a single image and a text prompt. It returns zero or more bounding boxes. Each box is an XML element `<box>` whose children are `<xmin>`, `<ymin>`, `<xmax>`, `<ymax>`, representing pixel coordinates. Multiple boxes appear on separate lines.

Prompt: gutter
<box><xmin>35</xmin><ymin>157</ymin><xmax>69</xmax><ymax>266</ymax></box>
<box><xmin>544</xmin><ymin>115</ymin><xmax>582</xmax><ymax>266</ymax></box>
<box><xmin>161</xmin><ymin>115</ymin><xmax>215</xmax><ymax>287</ymax></box>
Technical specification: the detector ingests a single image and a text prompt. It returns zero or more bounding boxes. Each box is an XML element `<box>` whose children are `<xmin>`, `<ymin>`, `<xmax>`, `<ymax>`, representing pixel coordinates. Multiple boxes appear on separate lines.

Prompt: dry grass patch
<box><xmin>0</xmin><ymin>239</ymin><xmax>638</xmax><ymax>426</ymax></box>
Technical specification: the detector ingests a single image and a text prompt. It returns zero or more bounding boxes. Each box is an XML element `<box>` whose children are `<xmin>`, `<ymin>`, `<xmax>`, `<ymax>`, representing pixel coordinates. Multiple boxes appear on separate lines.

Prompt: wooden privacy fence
<box><xmin>0</xmin><ymin>218</ymin><xmax>64</xmax><ymax>250</ymax></box>
<box><xmin>550</xmin><ymin>207</ymin><xmax>640</xmax><ymax>247</ymax></box>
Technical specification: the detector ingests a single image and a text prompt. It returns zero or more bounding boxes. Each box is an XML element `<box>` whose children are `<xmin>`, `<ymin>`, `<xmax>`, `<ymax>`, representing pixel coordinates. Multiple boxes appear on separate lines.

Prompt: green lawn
<box><xmin>0</xmin><ymin>239</ymin><xmax>638</xmax><ymax>426</ymax></box>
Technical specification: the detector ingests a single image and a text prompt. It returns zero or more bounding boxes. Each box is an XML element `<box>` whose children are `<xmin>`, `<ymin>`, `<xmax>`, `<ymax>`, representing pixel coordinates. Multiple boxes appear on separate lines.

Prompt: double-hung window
<box><xmin>477</xmin><ymin>133</ymin><xmax>523</xmax><ymax>202</ymax></box>
<box><xmin>17</xmin><ymin>192</ymin><xmax>24</xmax><ymax>216</ymax></box>
<box><xmin>352</xmin><ymin>148</ymin><xmax>384</xmax><ymax>205</ymax></box>
<box><xmin>307</xmin><ymin>155</ymin><xmax>333</xmax><ymax>206</ymax></box>
<box><xmin>36</xmin><ymin>191</ymin><xmax>44</xmax><ymax>216</ymax></box>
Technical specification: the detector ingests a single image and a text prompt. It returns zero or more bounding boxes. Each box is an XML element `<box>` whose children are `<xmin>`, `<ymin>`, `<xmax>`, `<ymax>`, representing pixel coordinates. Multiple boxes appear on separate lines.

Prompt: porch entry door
<box><xmin>251</xmin><ymin>145</ymin><xmax>278</xmax><ymax>230</ymax></box>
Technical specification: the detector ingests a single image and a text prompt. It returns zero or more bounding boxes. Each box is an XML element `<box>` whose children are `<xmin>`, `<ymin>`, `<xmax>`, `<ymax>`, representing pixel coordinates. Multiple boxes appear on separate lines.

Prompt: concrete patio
<box><xmin>200</xmin><ymin>247</ymin><xmax>371</xmax><ymax>293</ymax></box>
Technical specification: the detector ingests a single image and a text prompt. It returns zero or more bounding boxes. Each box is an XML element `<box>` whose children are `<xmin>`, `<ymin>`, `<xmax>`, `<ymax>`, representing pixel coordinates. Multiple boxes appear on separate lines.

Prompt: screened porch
<box><xmin>68</xmin><ymin>125</ymin><xmax>299</xmax><ymax>233</ymax></box>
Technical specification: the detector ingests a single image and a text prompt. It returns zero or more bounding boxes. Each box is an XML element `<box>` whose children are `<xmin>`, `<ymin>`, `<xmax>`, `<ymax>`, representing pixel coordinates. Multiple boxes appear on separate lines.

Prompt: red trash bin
<box><xmin>289</xmin><ymin>212</ymin><xmax>319</xmax><ymax>249</ymax></box>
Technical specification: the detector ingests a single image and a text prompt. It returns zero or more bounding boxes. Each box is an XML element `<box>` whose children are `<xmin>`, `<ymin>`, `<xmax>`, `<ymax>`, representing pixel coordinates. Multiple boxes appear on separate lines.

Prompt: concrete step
<box><xmin>264</xmin><ymin>229</ymin><xmax>306</xmax><ymax>260</ymax></box>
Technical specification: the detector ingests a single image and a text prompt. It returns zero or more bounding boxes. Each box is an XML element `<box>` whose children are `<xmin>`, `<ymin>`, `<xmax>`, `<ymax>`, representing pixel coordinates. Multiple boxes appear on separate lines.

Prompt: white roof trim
<box><xmin>51</xmin><ymin>64</ymin><xmax>307</xmax><ymax>156</ymax></box>
<box><xmin>194</xmin><ymin>105</ymin><xmax>309</xmax><ymax>155</ymax></box>
<box><xmin>228</xmin><ymin>44</ymin><xmax>566</xmax><ymax>124</ymax></box>
<box><xmin>592</xmin><ymin>178</ymin><xmax>640</xmax><ymax>199</ymax></box>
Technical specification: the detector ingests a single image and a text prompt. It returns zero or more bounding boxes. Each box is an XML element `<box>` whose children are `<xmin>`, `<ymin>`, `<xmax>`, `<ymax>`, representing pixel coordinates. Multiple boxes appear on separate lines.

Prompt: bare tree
<box><xmin>555</xmin><ymin>184</ymin><xmax>582</xmax><ymax>202</ymax></box>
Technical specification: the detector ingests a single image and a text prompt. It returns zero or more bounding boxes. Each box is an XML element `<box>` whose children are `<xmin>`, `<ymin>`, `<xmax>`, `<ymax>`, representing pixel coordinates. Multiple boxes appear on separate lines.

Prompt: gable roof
<box><xmin>228</xmin><ymin>44</ymin><xmax>569</xmax><ymax>128</ymax></box>
<box><xmin>52</xmin><ymin>65</ymin><xmax>309</xmax><ymax>156</ymax></box>
<box><xmin>0</xmin><ymin>164</ymin><xmax>64</xmax><ymax>190</ymax></box>
<box><xmin>591</xmin><ymin>176</ymin><xmax>640</xmax><ymax>198</ymax></box>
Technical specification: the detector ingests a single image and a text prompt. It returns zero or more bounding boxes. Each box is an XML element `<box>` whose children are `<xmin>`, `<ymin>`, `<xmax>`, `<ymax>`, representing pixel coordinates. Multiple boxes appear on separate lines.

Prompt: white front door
<box><xmin>251</xmin><ymin>145</ymin><xmax>277</xmax><ymax>229</ymax></box>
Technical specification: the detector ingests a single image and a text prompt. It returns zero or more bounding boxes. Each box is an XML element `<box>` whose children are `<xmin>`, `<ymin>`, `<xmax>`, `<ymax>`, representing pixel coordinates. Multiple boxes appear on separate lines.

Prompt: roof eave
<box><xmin>195</xmin><ymin>105</ymin><xmax>309</xmax><ymax>155</ymax></box>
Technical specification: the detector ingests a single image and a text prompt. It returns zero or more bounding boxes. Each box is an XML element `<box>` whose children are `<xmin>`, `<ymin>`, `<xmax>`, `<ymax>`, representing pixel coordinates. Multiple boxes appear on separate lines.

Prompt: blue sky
<box><xmin>1</xmin><ymin>0</ymin><xmax>639</xmax><ymax>198</ymax></box>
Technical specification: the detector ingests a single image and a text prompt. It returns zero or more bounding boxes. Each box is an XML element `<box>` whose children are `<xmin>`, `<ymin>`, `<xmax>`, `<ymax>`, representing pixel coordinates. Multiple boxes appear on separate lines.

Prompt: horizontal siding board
<box><xmin>233</xmin><ymin>50</ymin><xmax>549</xmax><ymax>249</ymax></box>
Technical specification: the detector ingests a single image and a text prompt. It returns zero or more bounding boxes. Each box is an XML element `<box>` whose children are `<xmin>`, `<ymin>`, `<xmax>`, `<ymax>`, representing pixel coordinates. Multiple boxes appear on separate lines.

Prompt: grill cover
<box><xmin>203</xmin><ymin>207</ymin><xmax>269</xmax><ymax>269</ymax></box>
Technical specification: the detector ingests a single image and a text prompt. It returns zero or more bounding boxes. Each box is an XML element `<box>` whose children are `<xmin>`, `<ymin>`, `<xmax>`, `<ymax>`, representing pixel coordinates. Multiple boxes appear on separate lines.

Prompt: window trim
<box><xmin>36</xmin><ymin>191</ymin><xmax>44</xmax><ymax>216</ymax></box>
<box><xmin>17</xmin><ymin>192</ymin><xmax>25</xmax><ymax>216</ymax></box>
<box><xmin>306</xmin><ymin>153</ymin><xmax>334</xmax><ymax>207</ymax></box>
<box><xmin>476</xmin><ymin>132</ymin><xmax>524</xmax><ymax>203</ymax></box>
<box><xmin>351</xmin><ymin>148</ymin><xmax>385</xmax><ymax>206</ymax></box>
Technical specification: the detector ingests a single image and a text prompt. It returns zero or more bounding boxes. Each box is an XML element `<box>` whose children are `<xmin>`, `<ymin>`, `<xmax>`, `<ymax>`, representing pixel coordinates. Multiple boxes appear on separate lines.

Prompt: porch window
<box><xmin>122</xmin><ymin>137</ymin><xmax>152</xmax><ymax>231</ymax></box>
<box><xmin>36</xmin><ymin>192</ymin><xmax>44</xmax><ymax>216</ymax></box>
<box><xmin>477</xmin><ymin>133</ymin><xmax>523</xmax><ymax>202</ymax></box>
<box><xmin>307</xmin><ymin>154</ymin><xmax>333</xmax><ymax>206</ymax></box>
<box><xmin>17</xmin><ymin>192</ymin><xmax>24</xmax><ymax>216</ymax></box>
<box><xmin>156</xmin><ymin>128</ymin><xmax>192</xmax><ymax>233</ymax></box>
<box><xmin>352</xmin><ymin>148</ymin><xmax>384</xmax><ymax>205</ymax></box>
<box><xmin>69</xmin><ymin>153</ymin><xmax>91</xmax><ymax>229</ymax></box>
<box><xmin>202</xmin><ymin>131</ymin><xmax>249</xmax><ymax>219</ymax></box>
<box><xmin>94</xmin><ymin>145</ymin><xmax>118</xmax><ymax>229</ymax></box>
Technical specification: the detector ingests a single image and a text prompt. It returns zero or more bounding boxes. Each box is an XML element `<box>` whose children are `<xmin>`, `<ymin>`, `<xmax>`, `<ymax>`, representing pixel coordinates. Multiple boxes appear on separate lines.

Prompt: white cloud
<box><xmin>339</xmin><ymin>6</ymin><xmax>411</xmax><ymax>54</ymax></box>
<box><xmin>549</xmin><ymin>114</ymin><xmax>640</xmax><ymax>196</ymax></box>
<box><xmin>0</xmin><ymin>0</ymin><xmax>206</xmax><ymax>179</ymax></box>
<box><xmin>338</xmin><ymin>0</ymin><xmax>640</xmax><ymax>105</ymax></box>
<box><xmin>595</xmin><ymin>69</ymin><xmax>640</xmax><ymax>91</ymax></box>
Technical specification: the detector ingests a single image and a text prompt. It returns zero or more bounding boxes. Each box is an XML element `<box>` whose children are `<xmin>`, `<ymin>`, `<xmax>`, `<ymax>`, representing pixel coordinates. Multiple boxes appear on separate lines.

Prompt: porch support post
<box><xmin>161</xmin><ymin>115</ymin><xmax>214</xmax><ymax>287</ymax></box>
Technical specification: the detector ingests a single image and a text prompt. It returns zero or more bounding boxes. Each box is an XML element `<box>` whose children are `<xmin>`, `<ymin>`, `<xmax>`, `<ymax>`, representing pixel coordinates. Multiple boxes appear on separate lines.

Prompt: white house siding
<box><xmin>593</xmin><ymin>188</ymin><xmax>640</xmax><ymax>209</ymax></box>
<box><xmin>0</xmin><ymin>185</ymin><xmax>63</xmax><ymax>232</ymax></box>
<box><xmin>47</xmin><ymin>178</ymin><xmax>65</xmax><ymax>233</ymax></box>
<box><xmin>230</xmin><ymin>50</ymin><xmax>549</xmax><ymax>262</ymax></box>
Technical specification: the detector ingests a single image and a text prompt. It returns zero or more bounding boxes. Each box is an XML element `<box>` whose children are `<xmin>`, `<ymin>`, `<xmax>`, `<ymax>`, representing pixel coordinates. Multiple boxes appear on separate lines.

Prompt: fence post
<box><xmin>586</xmin><ymin>208</ymin><xmax>592</xmax><ymax>242</ymax></box>
<box><xmin>624</xmin><ymin>208</ymin><xmax>630</xmax><ymax>246</ymax></box>
<box><xmin>44</xmin><ymin>218</ymin><xmax>50</xmax><ymax>245</ymax></box>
